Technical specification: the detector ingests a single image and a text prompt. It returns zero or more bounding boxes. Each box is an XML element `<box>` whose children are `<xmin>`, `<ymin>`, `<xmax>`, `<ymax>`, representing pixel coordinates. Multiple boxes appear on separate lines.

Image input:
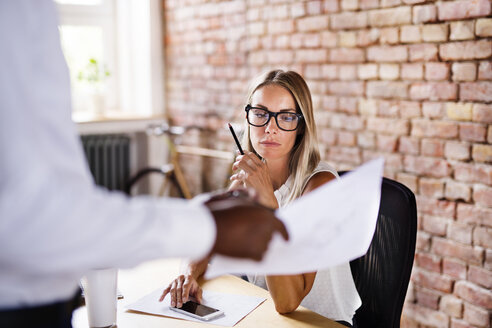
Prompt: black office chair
<box><xmin>342</xmin><ymin>174</ymin><xmax>417</xmax><ymax>328</ymax></box>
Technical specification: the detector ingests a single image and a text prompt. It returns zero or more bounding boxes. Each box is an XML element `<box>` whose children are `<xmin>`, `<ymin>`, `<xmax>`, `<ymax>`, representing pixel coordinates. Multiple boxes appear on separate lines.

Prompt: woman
<box><xmin>160</xmin><ymin>70</ymin><xmax>361</xmax><ymax>327</ymax></box>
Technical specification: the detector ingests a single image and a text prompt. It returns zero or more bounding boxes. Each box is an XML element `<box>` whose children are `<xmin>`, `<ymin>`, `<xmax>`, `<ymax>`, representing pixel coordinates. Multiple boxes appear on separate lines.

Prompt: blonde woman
<box><xmin>160</xmin><ymin>70</ymin><xmax>361</xmax><ymax>327</ymax></box>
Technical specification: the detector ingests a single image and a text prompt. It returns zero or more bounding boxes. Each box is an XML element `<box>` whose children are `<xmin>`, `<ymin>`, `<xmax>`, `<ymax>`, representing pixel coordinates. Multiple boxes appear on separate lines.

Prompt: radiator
<box><xmin>80</xmin><ymin>134</ymin><xmax>131</xmax><ymax>192</ymax></box>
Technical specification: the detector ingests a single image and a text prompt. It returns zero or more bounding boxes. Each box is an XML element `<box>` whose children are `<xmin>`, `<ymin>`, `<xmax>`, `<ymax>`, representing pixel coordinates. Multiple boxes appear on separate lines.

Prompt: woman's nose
<box><xmin>265</xmin><ymin>117</ymin><xmax>279</xmax><ymax>133</ymax></box>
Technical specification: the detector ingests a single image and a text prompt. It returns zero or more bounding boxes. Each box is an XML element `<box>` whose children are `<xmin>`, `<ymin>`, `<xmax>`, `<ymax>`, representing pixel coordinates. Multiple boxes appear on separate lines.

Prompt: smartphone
<box><xmin>169</xmin><ymin>300</ymin><xmax>224</xmax><ymax>321</ymax></box>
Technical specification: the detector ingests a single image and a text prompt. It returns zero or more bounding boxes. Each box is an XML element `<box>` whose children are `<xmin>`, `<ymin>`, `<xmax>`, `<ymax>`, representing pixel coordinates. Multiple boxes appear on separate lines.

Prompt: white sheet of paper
<box><xmin>206</xmin><ymin>158</ymin><xmax>384</xmax><ymax>278</ymax></box>
<box><xmin>126</xmin><ymin>289</ymin><xmax>266</xmax><ymax>327</ymax></box>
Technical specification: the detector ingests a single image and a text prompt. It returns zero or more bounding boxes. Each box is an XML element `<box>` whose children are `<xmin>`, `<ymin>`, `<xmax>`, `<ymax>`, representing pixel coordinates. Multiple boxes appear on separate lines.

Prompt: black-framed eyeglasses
<box><xmin>245</xmin><ymin>105</ymin><xmax>303</xmax><ymax>131</ymax></box>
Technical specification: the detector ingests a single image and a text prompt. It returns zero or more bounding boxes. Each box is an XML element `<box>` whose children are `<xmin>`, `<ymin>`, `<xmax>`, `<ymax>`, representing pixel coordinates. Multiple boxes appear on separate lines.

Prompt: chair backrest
<box><xmin>347</xmin><ymin>175</ymin><xmax>417</xmax><ymax>328</ymax></box>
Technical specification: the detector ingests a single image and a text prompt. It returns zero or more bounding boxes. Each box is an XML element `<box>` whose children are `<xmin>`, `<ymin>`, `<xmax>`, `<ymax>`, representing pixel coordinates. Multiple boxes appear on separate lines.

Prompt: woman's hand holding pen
<box><xmin>230</xmin><ymin>151</ymin><xmax>278</xmax><ymax>209</ymax></box>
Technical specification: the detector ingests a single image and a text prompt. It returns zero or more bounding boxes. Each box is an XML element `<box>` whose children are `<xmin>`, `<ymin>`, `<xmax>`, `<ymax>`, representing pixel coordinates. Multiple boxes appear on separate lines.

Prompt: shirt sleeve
<box><xmin>0</xmin><ymin>0</ymin><xmax>216</xmax><ymax>276</ymax></box>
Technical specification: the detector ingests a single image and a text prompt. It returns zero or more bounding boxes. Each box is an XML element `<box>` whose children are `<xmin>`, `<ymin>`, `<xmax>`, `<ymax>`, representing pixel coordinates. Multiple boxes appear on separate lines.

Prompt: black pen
<box><xmin>228</xmin><ymin>123</ymin><xmax>244</xmax><ymax>155</ymax></box>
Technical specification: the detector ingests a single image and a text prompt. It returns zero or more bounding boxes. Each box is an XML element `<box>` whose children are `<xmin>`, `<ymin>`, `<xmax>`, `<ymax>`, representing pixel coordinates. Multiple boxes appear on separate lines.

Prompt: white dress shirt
<box><xmin>0</xmin><ymin>0</ymin><xmax>215</xmax><ymax>309</ymax></box>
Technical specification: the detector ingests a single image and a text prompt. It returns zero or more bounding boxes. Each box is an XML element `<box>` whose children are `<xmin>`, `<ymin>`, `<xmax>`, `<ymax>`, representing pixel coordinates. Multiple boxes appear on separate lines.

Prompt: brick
<box><xmin>404</xmin><ymin>156</ymin><xmax>451</xmax><ymax>178</ymax></box>
<box><xmin>454</xmin><ymin>162</ymin><xmax>492</xmax><ymax>186</ymax></box>
<box><xmin>440</xmin><ymin>294</ymin><xmax>463</xmax><ymax>318</ymax></box>
<box><xmin>417</xmin><ymin>231</ymin><xmax>431</xmax><ymax>251</ymax></box>
<box><xmin>327</xmin><ymin>146</ymin><xmax>361</xmax><ymax>164</ymax></box>
<box><xmin>290</xmin><ymin>2</ymin><xmax>305</xmax><ymax>18</ymax></box>
<box><xmin>306</xmin><ymin>1</ymin><xmax>322</xmax><ymax>15</ymax></box>
<box><xmin>367</xmin><ymin>117</ymin><xmax>409</xmax><ymax>135</ymax></box>
<box><xmin>409</xmin><ymin>82</ymin><xmax>457</xmax><ymax>101</ymax></box>
<box><xmin>433</xmin><ymin>237</ymin><xmax>484</xmax><ymax>265</ymax></box>
<box><xmin>459</xmin><ymin>123</ymin><xmax>487</xmax><ymax>142</ymax></box>
<box><xmin>402</xmin><ymin>63</ymin><xmax>424</xmax><ymax>80</ymax></box>
<box><xmin>295</xmin><ymin>49</ymin><xmax>327</xmax><ymax>63</ymax></box>
<box><xmin>451</xmin><ymin>62</ymin><xmax>477</xmax><ymax>82</ymax></box>
<box><xmin>268</xmin><ymin>20</ymin><xmax>295</xmax><ymax>34</ymax></box>
<box><xmin>367</xmin><ymin>81</ymin><xmax>408</xmax><ymax>99</ymax></box>
<box><xmin>357</xmin><ymin>131</ymin><xmax>375</xmax><ymax>149</ymax></box>
<box><xmin>338</xmin><ymin>97</ymin><xmax>358</xmax><ymax>114</ymax></box>
<box><xmin>321</xmin><ymin>64</ymin><xmax>338</xmax><ymax>79</ymax></box>
<box><xmin>380</xmin><ymin>27</ymin><xmax>399</xmax><ymax>44</ymax></box>
<box><xmin>416</xmin><ymin>252</ymin><xmax>442</xmax><ymax>273</ymax></box>
<box><xmin>450</xmin><ymin>318</ymin><xmax>474</xmax><ymax>328</ymax></box>
<box><xmin>328</xmin><ymin>81</ymin><xmax>364</xmax><ymax>96</ymax></box>
<box><xmin>319</xmin><ymin>128</ymin><xmax>337</xmax><ymax>145</ymax></box>
<box><xmin>369</xmin><ymin>7</ymin><xmax>412</xmax><ymax>27</ymax></box>
<box><xmin>357</xmin><ymin>29</ymin><xmax>379</xmax><ymax>47</ymax></box>
<box><xmin>463</xmin><ymin>302</ymin><xmax>490</xmax><ymax>327</ymax></box>
<box><xmin>487</xmin><ymin>249</ymin><xmax>492</xmax><ymax>271</ymax></box>
<box><xmin>379</xmin><ymin>64</ymin><xmax>399</xmax><ymax>80</ymax></box>
<box><xmin>425</xmin><ymin>62</ymin><xmax>449</xmax><ymax>81</ymax></box>
<box><xmin>266</xmin><ymin>50</ymin><xmax>294</xmax><ymax>64</ymax></box>
<box><xmin>322</xmin><ymin>96</ymin><xmax>338</xmax><ymax>111</ymax></box>
<box><xmin>457</xmin><ymin>202</ymin><xmax>492</xmax><ymax>227</ymax></box>
<box><xmin>358</xmin><ymin>98</ymin><xmax>377</xmax><ymax>116</ymax></box>
<box><xmin>413</xmin><ymin>4</ymin><xmax>437</xmax><ymax>24</ymax></box>
<box><xmin>338</xmin><ymin>131</ymin><xmax>356</xmax><ymax>146</ymax></box>
<box><xmin>423</xmin><ymin>214</ymin><xmax>447</xmax><ymax>234</ymax></box>
<box><xmin>303</xmin><ymin>33</ymin><xmax>321</xmax><ymax>48</ymax></box>
<box><xmin>460</xmin><ymin>82</ymin><xmax>492</xmax><ymax>102</ymax></box>
<box><xmin>412</xmin><ymin>119</ymin><xmax>458</xmax><ymax>138</ymax></box>
<box><xmin>446</xmin><ymin>102</ymin><xmax>473</xmax><ymax>121</ymax></box>
<box><xmin>444</xmin><ymin>141</ymin><xmax>470</xmax><ymax>161</ymax></box>
<box><xmin>297</xmin><ymin>15</ymin><xmax>329</xmax><ymax>32</ymax></box>
<box><xmin>359</xmin><ymin>0</ymin><xmax>378</xmax><ymax>10</ymax></box>
<box><xmin>454</xmin><ymin>280</ymin><xmax>492</xmax><ymax>309</ymax></box>
<box><xmin>476</xmin><ymin>17</ymin><xmax>492</xmax><ymax>36</ymax></box>
<box><xmin>473</xmin><ymin>104</ymin><xmax>492</xmax><ymax>124</ymax></box>
<box><xmin>367</xmin><ymin>45</ymin><xmax>407</xmax><ymax>62</ymax></box>
<box><xmin>421</xmin><ymin>138</ymin><xmax>444</xmax><ymax>157</ymax></box>
<box><xmin>341</xmin><ymin>0</ymin><xmax>358</xmax><ymax>11</ymax></box>
<box><xmin>330</xmin><ymin>48</ymin><xmax>365</xmax><ymax>63</ymax></box>
<box><xmin>413</xmin><ymin>267</ymin><xmax>453</xmax><ymax>293</ymax></box>
<box><xmin>474</xmin><ymin>226</ymin><xmax>492</xmax><ymax>249</ymax></box>
<box><xmin>450</xmin><ymin>21</ymin><xmax>475</xmax><ymax>41</ymax></box>
<box><xmin>330</xmin><ymin>113</ymin><xmax>365</xmax><ymax>131</ymax></box>
<box><xmin>443</xmin><ymin>257</ymin><xmax>467</xmax><ymax>280</ymax></box>
<box><xmin>358</xmin><ymin>64</ymin><xmax>378</xmax><ymax>80</ymax></box>
<box><xmin>438</xmin><ymin>0</ymin><xmax>491</xmax><ymax>20</ymax></box>
<box><xmin>468</xmin><ymin>266</ymin><xmax>492</xmax><ymax>289</ymax></box>
<box><xmin>320</xmin><ymin>31</ymin><xmax>337</xmax><ymax>48</ymax></box>
<box><xmin>378</xmin><ymin>100</ymin><xmax>398</xmax><ymax>117</ymax></box>
<box><xmin>399</xmin><ymin>136</ymin><xmax>420</xmax><ymax>154</ymax></box>
<box><xmin>472</xmin><ymin>144</ymin><xmax>492</xmax><ymax>163</ymax></box>
<box><xmin>422</xmin><ymin>24</ymin><xmax>448</xmax><ymax>42</ymax></box>
<box><xmin>447</xmin><ymin>221</ymin><xmax>473</xmax><ymax>244</ymax></box>
<box><xmin>323</xmin><ymin>0</ymin><xmax>339</xmax><ymax>13</ymax></box>
<box><xmin>415</xmin><ymin>287</ymin><xmax>440</xmax><ymax>310</ymax></box>
<box><xmin>403</xmin><ymin>303</ymin><xmax>449</xmax><ymax>328</ymax></box>
<box><xmin>473</xmin><ymin>184</ymin><xmax>492</xmax><ymax>208</ymax></box>
<box><xmin>401</xmin><ymin>25</ymin><xmax>421</xmax><ymax>43</ymax></box>
<box><xmin>422</xmin><ymin>102</ymin><xmax>444</xmax><ymax>118</ymax></box>
<box><xmin>339</xmin><ymin>65</ymin><xmax>357</xmax><ymax>80</ymax></box>
<box><xmin>440</xmin><ymin>40</ymin><xmax>492</xmax><ymax>61</ymax></box>
<box><xmin>396</xmin><ymin>172</ymin><xmax>418</xmax><ymax>193</ymax></box>
<box><xmin>331</xmin><ymin>12</ymin><xmax>367</xmax><ymax>30</ymax></box>
<box><xmin>478</xmin><ymin>61</ymin><xmax>492</xmax><ymax>80</ymax></box>
<box><xmin>381</xmin><ymin>0</ymin><xmax>401</xmax><ymax>8</ymax></box>
<box><xmin>400</xmin><ymin>101</ymin><xmax>421</xmax><ymax>118</ymax></box>
<box><xmin>338</xmin><ymin>31</ymin><xmax>357</xmax><ymax>47</ymax></box>
<box><xmin>409</xmin><ymin>44</ymin><xmax>438</xmax><ymax>62</ymax></box>
<box><xmin>489</xmin><ymin>126</ymin><xmax>492</xmax><ymax>144</ymax></box>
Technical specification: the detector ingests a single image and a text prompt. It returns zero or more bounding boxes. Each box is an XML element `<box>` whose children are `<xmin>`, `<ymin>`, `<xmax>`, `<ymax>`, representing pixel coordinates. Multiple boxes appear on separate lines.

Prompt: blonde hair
<box><xmin>242</xmin><ymin>70</ymin><xmax>321</xmax><ymax>202</ymax></box>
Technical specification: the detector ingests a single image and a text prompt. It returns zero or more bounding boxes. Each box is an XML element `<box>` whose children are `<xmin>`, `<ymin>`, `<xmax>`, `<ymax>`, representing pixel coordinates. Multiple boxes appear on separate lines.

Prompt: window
<box><xmin>56</xmin><ymin>0</ymin><xmax>164</xmax><ymax>122</ymax></box>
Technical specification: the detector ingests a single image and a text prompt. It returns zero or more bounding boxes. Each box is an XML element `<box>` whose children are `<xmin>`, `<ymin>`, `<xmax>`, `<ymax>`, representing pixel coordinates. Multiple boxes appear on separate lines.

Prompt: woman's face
<box><xmin>249</xmin><ymin>84</ymin><xmax>299</xmax><ymax>163</ymax></box>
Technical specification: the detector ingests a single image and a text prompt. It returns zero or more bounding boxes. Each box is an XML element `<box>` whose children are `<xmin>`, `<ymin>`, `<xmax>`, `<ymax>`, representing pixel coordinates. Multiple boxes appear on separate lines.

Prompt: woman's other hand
<box><xmin>230</xmin><ymin>151</ymin><xmax>278</xmax><ymax>208</ymax></box>
<box><xmin>159</xmin><ymin>274</ymin><xmax>203</xmax><ymax>308</ymax></box>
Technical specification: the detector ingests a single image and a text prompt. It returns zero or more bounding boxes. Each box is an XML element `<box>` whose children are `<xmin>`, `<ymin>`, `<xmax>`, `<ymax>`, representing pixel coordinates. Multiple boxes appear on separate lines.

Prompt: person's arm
<box><xmin>266</xmin><ymin>171</ymin><xmax>336</xmax><ymax>314</ymax></box>
<box><xmin>159</xmin><ymin>256</ymin><xmax>210</xmax><ymax>307</ymax></box>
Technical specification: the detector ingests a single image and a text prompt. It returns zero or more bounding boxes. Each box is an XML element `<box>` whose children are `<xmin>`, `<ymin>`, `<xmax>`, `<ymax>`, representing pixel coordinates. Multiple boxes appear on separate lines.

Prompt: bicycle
<box><xmin>124</xmin><ymin>123</ymin><xmax>235</xmax><ymax>199</ymax></box>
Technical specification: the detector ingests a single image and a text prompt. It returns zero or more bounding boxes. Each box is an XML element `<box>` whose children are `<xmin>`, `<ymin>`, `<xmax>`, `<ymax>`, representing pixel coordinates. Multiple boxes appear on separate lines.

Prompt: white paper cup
<box><xmin>83</xmin><ymin>268</ymin><xmax>118</xmax><ymax>328</ymax></box>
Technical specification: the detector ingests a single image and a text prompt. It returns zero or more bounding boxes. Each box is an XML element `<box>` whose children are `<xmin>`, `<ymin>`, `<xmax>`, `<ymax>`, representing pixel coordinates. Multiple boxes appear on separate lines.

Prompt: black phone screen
<box><xmin>180</xmin><ymin>301</ymin><xmax>220</xmax><ymax>317</ymax></box>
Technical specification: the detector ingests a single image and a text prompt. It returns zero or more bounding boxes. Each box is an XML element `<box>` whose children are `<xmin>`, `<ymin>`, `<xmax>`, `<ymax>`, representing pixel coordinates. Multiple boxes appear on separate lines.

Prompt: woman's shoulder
<box><xmin>301</xmin><ymin>162</ymin><xmax>339</xmax><ymax>193</ymax></box>
<box><xmin>312</xmin><ymin>162</ymin><xmax>339</xmax><ymax>178</ymax></box>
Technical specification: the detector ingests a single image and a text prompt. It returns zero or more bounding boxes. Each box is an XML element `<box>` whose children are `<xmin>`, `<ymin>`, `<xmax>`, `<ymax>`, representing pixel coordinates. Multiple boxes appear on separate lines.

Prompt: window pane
<box><xmin>59</xmin><ymin>25</ymin><xmax>109</xmax><ymax>116</ymax></box>
<box><xmin>55</xmin><ymin>0</ymin><xmax>103</xmax><ymax>5</ymax></box>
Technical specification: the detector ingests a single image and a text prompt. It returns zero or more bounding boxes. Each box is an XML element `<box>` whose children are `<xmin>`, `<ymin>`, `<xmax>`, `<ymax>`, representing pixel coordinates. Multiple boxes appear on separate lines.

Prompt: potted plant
<box><xmin>77</xmin><ymin>58</ymin><xmax>110</xmax><ymax>115</ymax></box>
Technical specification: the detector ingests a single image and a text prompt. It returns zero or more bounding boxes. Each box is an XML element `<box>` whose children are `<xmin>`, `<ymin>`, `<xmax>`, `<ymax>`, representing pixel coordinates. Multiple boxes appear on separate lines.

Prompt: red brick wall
<box><xmin>163</xmin><ymin>1</ymin><xmax>492</xmax><ymax>327</ymax></box>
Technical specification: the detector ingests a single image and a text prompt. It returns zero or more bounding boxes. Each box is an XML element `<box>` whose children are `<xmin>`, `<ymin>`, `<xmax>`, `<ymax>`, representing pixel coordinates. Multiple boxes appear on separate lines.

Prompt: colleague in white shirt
<box><xmin>0</xmin><ymin>1</ymin><xmax>288</xmax><ymax>327</ymax></box>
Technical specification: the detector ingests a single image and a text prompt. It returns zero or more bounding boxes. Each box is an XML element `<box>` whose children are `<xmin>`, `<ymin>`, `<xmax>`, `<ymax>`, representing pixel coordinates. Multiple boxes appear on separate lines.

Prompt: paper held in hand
<box><xmin>206</xmin><ymin>158</ymin><xmax>384</xmax><ymax>279</ymax></box>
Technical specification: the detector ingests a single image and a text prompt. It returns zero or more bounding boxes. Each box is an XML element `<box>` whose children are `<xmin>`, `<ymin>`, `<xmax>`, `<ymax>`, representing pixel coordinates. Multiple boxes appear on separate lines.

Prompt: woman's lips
<box><xmin>260</xmin><ymin>141</ymin><xmax>280</xmax><ymax>147</ymax></box>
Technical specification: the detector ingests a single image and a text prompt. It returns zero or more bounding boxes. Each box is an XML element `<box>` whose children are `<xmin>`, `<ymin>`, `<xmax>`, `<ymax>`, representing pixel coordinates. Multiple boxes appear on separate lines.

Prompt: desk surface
<box><xmin>72</xmin><ymin>259</ymin><xmax>344</xmax><ymax>328</ymax></box>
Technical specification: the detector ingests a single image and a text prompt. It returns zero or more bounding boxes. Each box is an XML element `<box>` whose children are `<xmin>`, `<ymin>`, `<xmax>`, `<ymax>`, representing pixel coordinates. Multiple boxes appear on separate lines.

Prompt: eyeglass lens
<box><xmin>248</xmin><ymin>107</ymin><xmax>299</xmax><ymax>131</ymax></box>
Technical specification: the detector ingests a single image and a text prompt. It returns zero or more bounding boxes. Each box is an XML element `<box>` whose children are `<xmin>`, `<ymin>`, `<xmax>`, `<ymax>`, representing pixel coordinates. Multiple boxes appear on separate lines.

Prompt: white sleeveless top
<box><xmin>248</xmin><ymin>162</ymin><xmax>361</xmax><ymax>324</ymax></box>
